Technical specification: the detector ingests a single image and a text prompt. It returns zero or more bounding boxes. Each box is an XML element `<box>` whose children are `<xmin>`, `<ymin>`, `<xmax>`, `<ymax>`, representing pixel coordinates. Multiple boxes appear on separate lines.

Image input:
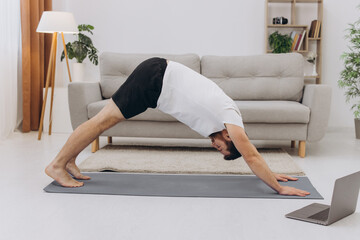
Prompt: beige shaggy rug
<box><xmin>79</xmin><ymin>145</ymin><xmax>305</xmax><ymax>176</ymax></box>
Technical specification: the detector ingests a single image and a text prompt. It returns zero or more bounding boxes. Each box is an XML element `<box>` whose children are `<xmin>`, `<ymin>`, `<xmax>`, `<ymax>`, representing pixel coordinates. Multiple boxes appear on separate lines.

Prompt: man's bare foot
<box><xmin>66</xmin><ymin>162</ymin><xmax>91</xmax><ymax>180</ymax></box>
<box><xmin>45</xmin><ymin>164</ymin><xmax>84</xmax><ymax>188</ymax></box>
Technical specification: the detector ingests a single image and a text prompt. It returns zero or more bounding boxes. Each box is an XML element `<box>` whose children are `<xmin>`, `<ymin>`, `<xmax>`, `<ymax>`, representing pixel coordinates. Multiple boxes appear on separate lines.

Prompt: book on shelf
<box><xmin>309</xmin><ymin>20</ymin><xmax>316</xmax><ymax>37</ymax></box>
<box><xmin>291</xmin><ymin>33</ymin><xmax>299</xmax><ymax>51</ymax></box>
<box><xmin>309</xmin><ymin>20</ymin><xmax>318</xmax><ymax>38</ymax></box>
<box><xmin>290</xmin><ymin>31</ymin><xmax>296</xmax><ymax>40</ymax></box>
<box><xmin>309</xmin><ymin>20</ymin><xmax>321</xmax><ymax>38</ymax></box>
<box><xmin>296</xmin><ymin>30</ymin><xmax>306</xmax><ymax>50</ymax></box>
<box><xmin>315</xmin><ymin>21</ymin><xmax>321</xmax><ymax>38</ymax></box>
<box><xmin>295</xmin><ymin>33</ymin><xmax>302</xmax><ymax>50</ymax></box>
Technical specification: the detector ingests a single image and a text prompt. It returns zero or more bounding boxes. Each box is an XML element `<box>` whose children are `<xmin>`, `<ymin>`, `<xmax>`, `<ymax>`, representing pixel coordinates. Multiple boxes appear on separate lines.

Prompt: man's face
<box><xmin>210</xmin><ymin>134</ymin><xmax>230</xmax><ymax>156</ymax></box>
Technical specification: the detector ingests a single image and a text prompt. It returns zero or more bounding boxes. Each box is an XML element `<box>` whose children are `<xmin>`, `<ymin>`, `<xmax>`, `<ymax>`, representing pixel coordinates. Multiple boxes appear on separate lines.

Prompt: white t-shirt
<box><xmin>156</xmin><ymin>61</ymin><xmax>244</xmax><ymax>137</ymax></box>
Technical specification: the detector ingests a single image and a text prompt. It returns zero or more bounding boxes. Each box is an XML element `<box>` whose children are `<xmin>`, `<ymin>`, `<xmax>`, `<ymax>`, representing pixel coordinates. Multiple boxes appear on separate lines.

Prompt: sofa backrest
<box><xmin>99</xmin><ymin>52</ymin><xmax>200</xmax><ymax>98</ymax></box>
<box><xmin>201</xmin><ymin>53</ymin><xmax>304</xmax><ymax>101</ymax></box>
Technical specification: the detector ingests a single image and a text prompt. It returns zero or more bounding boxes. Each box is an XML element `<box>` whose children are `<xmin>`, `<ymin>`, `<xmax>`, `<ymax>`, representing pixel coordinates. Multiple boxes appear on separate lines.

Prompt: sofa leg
<box><xmin>291</xmin><ymin>140</ymin><xmax>296</xmax><ymax>148</ymax></box>
<box><xmin>298</xmin><ymin>141</ymin><xmax>306</xmax><ymax>158</ymax></box>
<box><xmin>91</xmin><ymin>137</ymin><xmax>99</xmax><ymax>153</ymax></box>
<box><xmin>107</xmin><ymin>136</ymin><xmax>112</xmax><ymax>144</ymax></box>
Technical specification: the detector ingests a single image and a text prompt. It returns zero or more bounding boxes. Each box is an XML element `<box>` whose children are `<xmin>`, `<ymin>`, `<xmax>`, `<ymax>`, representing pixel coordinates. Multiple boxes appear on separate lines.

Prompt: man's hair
<box><xmin>224</xmin><ymin>140</ymin><xmax>242</xmax><ymax>160</ymax></box>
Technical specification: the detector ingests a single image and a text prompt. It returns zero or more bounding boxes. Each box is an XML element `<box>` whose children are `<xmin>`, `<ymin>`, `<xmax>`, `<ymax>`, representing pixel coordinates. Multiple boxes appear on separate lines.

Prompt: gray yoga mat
<box><xmin>43</xmin><ymin>172</ymin><xmax>323</xmax><ymax>199</ymax></box>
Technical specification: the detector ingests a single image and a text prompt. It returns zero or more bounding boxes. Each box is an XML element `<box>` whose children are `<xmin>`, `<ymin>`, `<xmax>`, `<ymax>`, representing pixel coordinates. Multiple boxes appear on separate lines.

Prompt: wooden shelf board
<box><xmin>267</xmin><ymin>25</ymin><xmax>308</xmax><ymax>28</ymax></box>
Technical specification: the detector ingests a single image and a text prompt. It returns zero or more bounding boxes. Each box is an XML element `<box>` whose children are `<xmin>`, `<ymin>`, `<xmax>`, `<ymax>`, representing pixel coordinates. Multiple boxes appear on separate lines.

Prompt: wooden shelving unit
<box><xmin>265</xmin><ymin>0</ymin><xmax>323</xmax><ymax>84</ymax></box>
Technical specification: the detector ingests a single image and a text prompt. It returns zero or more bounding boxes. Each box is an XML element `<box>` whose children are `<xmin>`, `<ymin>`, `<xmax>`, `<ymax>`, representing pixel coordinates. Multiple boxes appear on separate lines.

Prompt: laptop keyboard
<box><xmin>308</xmin><ymin>208</ymin><xmax>330</xmax><ymax>221</ymax></box>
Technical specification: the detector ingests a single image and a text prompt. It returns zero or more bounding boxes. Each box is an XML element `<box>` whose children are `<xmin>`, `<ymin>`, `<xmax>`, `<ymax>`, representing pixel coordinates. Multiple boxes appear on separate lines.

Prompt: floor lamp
<box><xmin>36</xmin><ymin>11</ymin><xmax>78</xmax><ymax>140</ymax></box>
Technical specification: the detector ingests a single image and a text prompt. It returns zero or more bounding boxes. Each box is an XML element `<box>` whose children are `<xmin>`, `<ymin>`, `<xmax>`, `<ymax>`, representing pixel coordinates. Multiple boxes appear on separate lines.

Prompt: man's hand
<box><xmin>273</xmin><ymin>173</ymin><xmax>298</xmax><ymax>182</ymax></box>
<box><xmin>274</xmin><ymin>173</ymin><xmax>310</xmax><ymax>196</ymax></box>
<box><xmin>278</xmin><ymin>186</ymin><xmax>310</xmax><ymax>197</ymax></box>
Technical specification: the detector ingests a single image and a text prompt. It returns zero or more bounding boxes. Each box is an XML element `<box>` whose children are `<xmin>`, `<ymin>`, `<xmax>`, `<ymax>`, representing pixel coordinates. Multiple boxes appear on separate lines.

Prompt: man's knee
<box><xmin>95</xmin><ymin>113</ymin><xmax>120</xmax><ymax>132</ymax></box>
<box><xmin>107</xmin><ymin>98</ymin><xmax>125</xmax><ymax>121</ymax></box>
<box><xmin>94</xmin><ymin>99</ymin><xmax>125</xmax><ymax>129</ymax></box>
<box><xmin>99</xmin><ymin>99</ymin><xmax>125</xmax><ymax>122</ymax></box>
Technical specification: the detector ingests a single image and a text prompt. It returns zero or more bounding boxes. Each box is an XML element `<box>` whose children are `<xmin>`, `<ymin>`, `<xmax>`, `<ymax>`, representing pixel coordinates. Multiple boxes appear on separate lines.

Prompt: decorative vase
<box><xmin>312</xmin><ymin>63</ymin><xmax>318</xmax><ymax>76</ymax></box>
<box><xmin>72</xmin><ymin>62</ymin><xmax>85</xmax><ymax>82</ymax></box>
<box><xmin>355</xmin><ymin>118</ymin><xmax>360</xmax><ymax>139</ymax></box>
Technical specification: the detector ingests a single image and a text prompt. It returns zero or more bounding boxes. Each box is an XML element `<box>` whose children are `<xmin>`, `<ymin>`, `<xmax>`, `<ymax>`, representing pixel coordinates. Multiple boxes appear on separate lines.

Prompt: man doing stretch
<box><xmin>45</xmin><ymin>57</ymin><xmax>310</xmax><ymax>197</ymax></box>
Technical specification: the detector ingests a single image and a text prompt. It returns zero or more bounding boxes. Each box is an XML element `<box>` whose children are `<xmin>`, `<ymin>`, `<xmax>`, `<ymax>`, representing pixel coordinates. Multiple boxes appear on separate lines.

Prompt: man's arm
<box><xmin>225</xmin><ymin>123</ymin><xmax>310</xmax><ymax>197</ymax></box>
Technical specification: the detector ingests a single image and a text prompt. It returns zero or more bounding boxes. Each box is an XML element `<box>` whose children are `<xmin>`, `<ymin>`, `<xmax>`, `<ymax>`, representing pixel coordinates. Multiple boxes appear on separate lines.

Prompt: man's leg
<box><xmin>45</xmin><ymin>99</ymin><xmax>125</xmax><ymax>187</ymax></box>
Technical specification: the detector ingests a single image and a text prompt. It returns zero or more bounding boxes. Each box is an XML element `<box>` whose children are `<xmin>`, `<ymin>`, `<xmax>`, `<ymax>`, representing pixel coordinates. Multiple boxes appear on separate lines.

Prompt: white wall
<box><xmin>52</xmin><ymin>0</ymin><xmax>359</xmax><ymax>128</ymax></box>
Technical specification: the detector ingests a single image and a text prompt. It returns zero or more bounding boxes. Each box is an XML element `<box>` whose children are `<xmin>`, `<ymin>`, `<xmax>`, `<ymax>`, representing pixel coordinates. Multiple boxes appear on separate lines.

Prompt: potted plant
<box><xmin>61</xmin><ymin>24</ymin><xmax>99</xmax><ymax>81</ymax></box>
<box><xmin>268</xmin><ymin>31</ymin><xmax>293</xmax><ymax>53</ymax></box>
<box><xmin>338</xmin><ymin>14</ymin><xmax>360</xmax><ymax>139</ymax></box>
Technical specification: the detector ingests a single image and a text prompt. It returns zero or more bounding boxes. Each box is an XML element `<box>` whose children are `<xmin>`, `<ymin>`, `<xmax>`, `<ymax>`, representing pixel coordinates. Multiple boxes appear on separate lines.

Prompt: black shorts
<box><xmin>111</xmin><ymin>57</ymin><xmax>167</xmax><ymax>119</ymax></box>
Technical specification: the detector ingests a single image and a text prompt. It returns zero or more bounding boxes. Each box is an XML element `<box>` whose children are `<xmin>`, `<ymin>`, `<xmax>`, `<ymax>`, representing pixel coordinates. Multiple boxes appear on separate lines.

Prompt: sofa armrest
<box><xmin>302</xmin><ymin>84</ymin><xmax>332</xmax><ymax>142</ymax></box>
<box><xmin>68</xmin><ymin>82</ymin><xmax>102</xmax><ymax>130</ymax></box>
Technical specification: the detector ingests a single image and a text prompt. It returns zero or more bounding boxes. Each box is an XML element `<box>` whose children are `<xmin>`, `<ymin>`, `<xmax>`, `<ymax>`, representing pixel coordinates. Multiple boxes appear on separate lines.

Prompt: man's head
<box><xmin>209</xmin><ymin>129</ymin><xmax>242</xmax><ymax>160</ymax></box>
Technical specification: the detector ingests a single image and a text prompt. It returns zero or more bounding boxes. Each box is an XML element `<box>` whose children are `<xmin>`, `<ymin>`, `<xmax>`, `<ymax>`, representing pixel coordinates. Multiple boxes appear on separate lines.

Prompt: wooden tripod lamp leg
<box><xmin>49</xmin><ymin>33</ymin><xmax>58</xmax><ymax>135</ymax></box>
<box><xmin>38</xmin><ymin>33</ymin><xmax>57</xmax><ymax>140</ymax></box>
<box><xmin>61</xmin><ymin>32</ymin><xmax>72</xmax><ymax>82</ymax></box>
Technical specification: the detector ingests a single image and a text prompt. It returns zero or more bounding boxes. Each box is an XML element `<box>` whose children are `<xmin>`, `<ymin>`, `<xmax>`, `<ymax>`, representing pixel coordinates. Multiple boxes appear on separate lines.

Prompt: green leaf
<box><xmin>268</xmin><ymin>31</ymin><xmax>292</xmax><ymax>53</ymax></box>
<box><xmin>339</xmin><ymin>9</ymin><xmax>360</xmax><ymax>119</ymax></box>
<box><xmin>72</xmin><ymin>41</ymin><xmax>88</xmax><ymax>63</ymax></box>
<box><xmin>78</xmin><ymin>33</ymin><xmax>93</xmax><ymax>46</ymax></box>
<box><xmin>60</xmin><ymin>24</ymin><xmax>99</xmax><ymax>65</ymax></box>
<box><xmin>78</xmin><ymin>24</ymin><xmax>94</xmax><ymax>35</ymax></box>
<box><xmin>60</xmin><ymin>42</ymin><xmax>74</xmax><ymax>61</ymax></box>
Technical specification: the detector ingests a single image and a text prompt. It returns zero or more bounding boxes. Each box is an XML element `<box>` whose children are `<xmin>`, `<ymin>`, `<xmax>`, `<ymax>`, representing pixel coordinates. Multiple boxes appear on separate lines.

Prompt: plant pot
<box><xmin>72</xmin><ymin>62</ymin><xmax>85</xmax><ymax>82</ymax></box>
<box><xmin>312</xmin><ymin>63</ymin><xmax>318</xmax><ymax>76</ymax></box>
<box><xmin>355</xmin><ymin>118</ymin><xmax>360</xmax><ymax>139</ymax></box>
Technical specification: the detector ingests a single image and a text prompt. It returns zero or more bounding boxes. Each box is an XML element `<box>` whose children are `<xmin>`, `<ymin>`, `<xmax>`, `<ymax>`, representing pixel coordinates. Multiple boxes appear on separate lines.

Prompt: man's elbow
<box><xmin>243</xmin><ymin>152</ymin><xmax>261</xmax><ymax>165</ymax></box>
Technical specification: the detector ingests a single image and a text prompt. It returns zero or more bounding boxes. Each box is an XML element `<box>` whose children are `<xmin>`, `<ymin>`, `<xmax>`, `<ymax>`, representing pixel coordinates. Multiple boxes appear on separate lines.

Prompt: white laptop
<box><xmin>286</xmin><ymin>171</ymin><xmax>360</xmax><ymax>226</ymax></box>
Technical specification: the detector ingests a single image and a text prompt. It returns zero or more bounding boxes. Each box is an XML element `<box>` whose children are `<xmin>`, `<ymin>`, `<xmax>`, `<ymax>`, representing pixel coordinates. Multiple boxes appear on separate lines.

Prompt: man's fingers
<box><xmin>276</xmin><ymin>174</ymin><xmax>298</xmax><ymax>181</ymax></box>
<box><xmin>295</xmin><ymin>191</ymin><xmax>306</xmax><ymax>197</ymax></box>
<box><xmin>298</xmin><ymin>190</ymin><xmax>310</xmax><ymax>197</ymax></box>
<box><xmin>288</xmin><ymin>176</ymin><xmax>298</xmax><ymax>181</ymax></box>
<box><xmin>279</xmin><ymin>186</ymin><xmax>310</xmax><ymax>196</ymax></box>
<box><xmin>282</xmin><ymin>174</ymin><xmax>298</xmax><ymax>181</ymax></box>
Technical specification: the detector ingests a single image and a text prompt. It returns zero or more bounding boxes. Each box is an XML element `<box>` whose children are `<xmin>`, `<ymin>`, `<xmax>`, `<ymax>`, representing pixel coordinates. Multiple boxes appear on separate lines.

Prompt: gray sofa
<box><xmin>68</xmin><ymin>52</ymin><xmax>332</xmax><ymax>157</ymax></box>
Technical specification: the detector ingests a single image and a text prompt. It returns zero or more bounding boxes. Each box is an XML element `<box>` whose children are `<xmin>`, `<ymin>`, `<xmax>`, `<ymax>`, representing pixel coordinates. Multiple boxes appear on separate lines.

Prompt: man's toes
<box><xmin>71</xmin><ymin>171</ymin><xmax>91</xmax><ymax>180</ymax></box>
<box><xmin>65</xmin><ymin>179</ymin><xmax>84</xmax><ymax>188</ymax></box>
<box><xmin>76</xmin><ymin>174</ymin><xmax>91</xmax><ymax>180</ymax></box>
<box><xmin>73</xmin><ymin>181</ymin><xmax>84</xmax><ymax>187</ymax></box>
<box><xmin>66</xmin><ymin>165</ymin><xmax>91</xmax><ymax>180</ymax></box>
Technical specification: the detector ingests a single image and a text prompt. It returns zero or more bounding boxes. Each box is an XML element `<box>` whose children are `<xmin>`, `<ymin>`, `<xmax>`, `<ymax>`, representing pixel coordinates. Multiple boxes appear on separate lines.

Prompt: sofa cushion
<box><xmin>236</xmin><ymin>101</ymin><xmax>310</xmax><ymax>123</ymax></box>
<box><xmin>201</xmin><ymin>53</ymin><xmax>304</xmax><ymax>102</ymax></box>
<box><xmin>88</xmin><ymin>100</ymin><xmax>309</xmax><ymax>124</ymax></box>
<box><xmin>99</xmin><ymin>53</ymin><xmax>201</xmax><ymax>99</ymax></box>
<box><xmin>87</xmin><ymin>99</ymin><xmax>177</xmax><ymax>121</ymax></box>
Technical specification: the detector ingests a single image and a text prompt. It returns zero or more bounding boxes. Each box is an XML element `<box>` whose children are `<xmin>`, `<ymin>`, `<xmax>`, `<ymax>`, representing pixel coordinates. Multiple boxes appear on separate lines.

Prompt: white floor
<box><xmin>0</xmin><ymin>128</ymin><xmax>359</xmax><ymax>240</ymax></box>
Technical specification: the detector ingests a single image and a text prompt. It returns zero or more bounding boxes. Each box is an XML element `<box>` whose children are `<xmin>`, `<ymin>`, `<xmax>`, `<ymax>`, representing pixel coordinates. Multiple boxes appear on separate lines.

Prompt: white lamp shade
<box><xmin>36</xmin><ymin>11</ymin><xmax>78</xmax><ymax>34</ymax></box>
